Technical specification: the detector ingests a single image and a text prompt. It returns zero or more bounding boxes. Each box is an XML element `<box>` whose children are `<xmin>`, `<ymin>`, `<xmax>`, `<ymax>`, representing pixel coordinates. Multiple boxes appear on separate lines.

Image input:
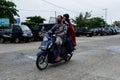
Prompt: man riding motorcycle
<box><xmin>48</xmin><ymin>15</ymin><xmax>67</xmax><ymax>61</ymax></box>
<box><xmin>36</xmin><ymin>15</ymin><xmax>75</xmax><ymax>70</ymax></box>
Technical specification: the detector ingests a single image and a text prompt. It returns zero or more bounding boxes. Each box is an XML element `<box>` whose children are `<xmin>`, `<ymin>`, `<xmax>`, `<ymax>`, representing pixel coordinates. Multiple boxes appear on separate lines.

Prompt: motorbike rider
<box><xmin>48</xmin><ymin>15</ymin><xmax>67</xmax><ymax>61</ymax></box>
<box><xmin>63</xmin><ymin>14</ymin><xmax>76</xmax><ymax>51</ymax></box>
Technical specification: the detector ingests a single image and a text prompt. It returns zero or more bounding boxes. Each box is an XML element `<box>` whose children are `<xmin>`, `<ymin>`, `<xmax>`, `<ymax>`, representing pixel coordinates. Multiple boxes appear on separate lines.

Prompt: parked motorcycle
<box><xmin>36</xmin><ymin>33</ymin><xmax>74</xmax><ymax>70</ymax></box>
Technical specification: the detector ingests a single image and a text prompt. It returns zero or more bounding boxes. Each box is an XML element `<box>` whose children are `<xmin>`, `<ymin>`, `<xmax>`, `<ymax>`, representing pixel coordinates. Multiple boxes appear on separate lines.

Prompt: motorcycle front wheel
<box><xmin>36</xmin><ymin>54</ymin><xmax>48</xmax><ymax>70</ymax></box>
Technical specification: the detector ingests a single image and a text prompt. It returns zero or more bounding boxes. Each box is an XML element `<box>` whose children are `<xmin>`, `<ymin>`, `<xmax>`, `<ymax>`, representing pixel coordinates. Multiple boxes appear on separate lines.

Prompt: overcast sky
<box><xmin>12</xmin><ymin>0</ymin><xmax>120</xmax><ymax>24</ymax></box>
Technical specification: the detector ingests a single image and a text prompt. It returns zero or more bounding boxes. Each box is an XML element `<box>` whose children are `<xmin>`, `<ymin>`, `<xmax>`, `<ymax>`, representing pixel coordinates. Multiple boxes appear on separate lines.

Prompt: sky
<box><xmin>11</xmin><ymin>0</ymin><xmax>120</xmax><ymax>24</ymax></box>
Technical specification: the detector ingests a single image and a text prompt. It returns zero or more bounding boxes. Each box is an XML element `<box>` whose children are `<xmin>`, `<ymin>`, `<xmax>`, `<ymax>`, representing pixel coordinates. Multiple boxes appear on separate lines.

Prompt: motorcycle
<box><xmin>36</xmin><ymin>33</ymin><xmax>74</xmax><ymax>70</ymax></box>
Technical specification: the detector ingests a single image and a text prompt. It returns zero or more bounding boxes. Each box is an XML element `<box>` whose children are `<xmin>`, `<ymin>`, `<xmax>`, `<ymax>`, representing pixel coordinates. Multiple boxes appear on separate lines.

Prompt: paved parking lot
<box><xmin>0</xmin><ymin>35</ymin><xmax>120</xmax><ymax>80</ymax></box>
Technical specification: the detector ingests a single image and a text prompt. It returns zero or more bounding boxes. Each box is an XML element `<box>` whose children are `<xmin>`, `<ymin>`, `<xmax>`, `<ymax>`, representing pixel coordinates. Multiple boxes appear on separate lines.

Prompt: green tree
<box><xmin>72</xmin><ymin>12</ymin><xmax>109</xmax><ymax>30</ymax></box>
<box><xmin>87</xmin><ymin>17</ymin><xmax>105</xmax><ymax>29</ymax></box>
<box><xmin>72</xmin><ymin>12</ymin><xmax>91</xmax><ymax>29</ymax></box>
<box><xmin>0</xmin><ymin>0</ymin><xmax>19</xmax><ymax>24</ymax></box>
<box><xmin>21</xmin><ymin>16</ymin><xmax>46</xmax><ymax>29</ymax></box>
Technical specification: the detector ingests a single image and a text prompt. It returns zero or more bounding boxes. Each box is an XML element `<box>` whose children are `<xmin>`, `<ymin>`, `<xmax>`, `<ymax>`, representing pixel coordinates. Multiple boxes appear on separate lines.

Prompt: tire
<box><xmin>10</xmin><ymin>39</ymin><xmax>14</xmax><ymax>43</ymax></box>
<box><xmin>25</xmin><ymin>39</ymin><xmax>29</xmax><ymax>43</ymax></box>
<box><xmin>104</xmin><ymin>33</ymin><xmax>107</xmax><ymax>36</ymax></box>
<box><xmin>36</xmin><ymin>54</ymin><xmax>48</xmax><ymax>70</ymax></box>
<box><xmin>64</xmin><ymin>53</ymin><xmax>73</xmax><ymax>62</ymax></box>
<box><xmin>0</xmin><ymin>38</ymin><xmax>5</xmax><ymax>43</ymax></box>
<box><xmin>15</xmin><ymin>38</ymin><xmax>20</xmax><ymax>43</ymax></box>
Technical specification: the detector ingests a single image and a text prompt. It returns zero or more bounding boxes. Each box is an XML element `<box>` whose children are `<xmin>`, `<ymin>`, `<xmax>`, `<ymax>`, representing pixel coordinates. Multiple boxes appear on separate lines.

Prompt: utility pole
<box><xmin>55</xmin><ymin>11</ymin><xmax>57</xmax><ymax>18</ymax></box>
<box><xmin>103</xmin><ymin>8</ymin><xmax>108</xmax><ymax>27</ymax></box>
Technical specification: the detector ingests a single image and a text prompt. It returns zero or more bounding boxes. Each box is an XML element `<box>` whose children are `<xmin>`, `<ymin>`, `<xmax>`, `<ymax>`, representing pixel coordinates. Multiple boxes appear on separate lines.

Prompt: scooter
<box><xmin>36</xmin><ymin>33</ymin><xmax>74</xmax><ymax>70</ymax></box>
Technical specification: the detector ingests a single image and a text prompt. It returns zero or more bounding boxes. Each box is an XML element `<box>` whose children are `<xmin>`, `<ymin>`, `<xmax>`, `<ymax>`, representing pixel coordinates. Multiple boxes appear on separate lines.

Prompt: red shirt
<box><xmin>67</xmin><ymin>22</ymin><xmax>76</xmax><ymax>46</ymax></box>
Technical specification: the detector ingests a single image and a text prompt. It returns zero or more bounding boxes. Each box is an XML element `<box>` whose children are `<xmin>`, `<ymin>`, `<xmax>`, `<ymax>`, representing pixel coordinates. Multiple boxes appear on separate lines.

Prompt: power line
<box><xmin>41</xmin><ymin>0</ymin><xmax>79</xmax><ymax>13</ymax></box>
<box><xmin>18</xmin><ymin>9</ymin><xmax>63</xmax><ymax>17</ymax></box>
<box><xmin>18</xmin><ymin>9</ymin><xmax>66</xmax><ymax>15</ymax></box>
<box><xmin>18</xmin><ymin>9</ymin><xmax>54</xmax><ymax>12</ymax></box>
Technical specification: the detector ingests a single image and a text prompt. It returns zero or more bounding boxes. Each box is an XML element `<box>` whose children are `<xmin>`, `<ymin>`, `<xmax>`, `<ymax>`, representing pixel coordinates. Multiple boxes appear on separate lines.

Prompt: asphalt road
<box><xmin>0</xmin><ymin>35</ymin><xmax>120</xmax><ymax>80</ymax></box>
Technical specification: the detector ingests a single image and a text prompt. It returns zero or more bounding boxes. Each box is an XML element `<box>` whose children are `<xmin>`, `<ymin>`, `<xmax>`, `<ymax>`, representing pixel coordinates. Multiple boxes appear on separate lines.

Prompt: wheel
<box><xmin>64</xmin><ymin>53</ymin><xmax>73</xmax><ymax>62</ymax></box>
<box><xmin>0</xmin><ymin>38</ymin><xmax>5</xmax><ymax>43</ymax></box>
<box><xmin>39</xmin><ymin>37</ymin><xmax>43</xmax><ymax>41</ymax></box>
<box><xmin>10</xmin><ymin>39</ymin><xmax>14</xmax><ymax>43</ymax></box>
<box><xmin>36</xmin><ymin>54</ymin><xmax>48</xmax><ymax>70</ymax></box>
<box><xmin>25</xmin><ymin>39</ymin><xmax>29</xmax><ymax>43</ymax></box>
<box><xmin>15</xmin><ymin>38</ymin><xmax>20</xmax><ymax>43</ymax></box>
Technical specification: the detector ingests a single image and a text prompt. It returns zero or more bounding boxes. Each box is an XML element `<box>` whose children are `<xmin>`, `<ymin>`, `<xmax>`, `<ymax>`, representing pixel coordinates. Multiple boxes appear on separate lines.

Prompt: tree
<box><xmin>21</xmin><ymin>16</ymin><xmax>46</xmax><ymax>29</ymax></box>
<box><xmin>0</xmin><ymin>0</ymin><xmax>19</xmax><ymax>24</ymax></box>
<box><xmin>72</xmin><ymin>12</ymin><xmax>109</xmax><ymax>30</ymax></box>
<box><xmin>87</xmin><ymin>17</ymin><xmax>105</xmax><ymax>29</ymax></box>
<box><xmin>72</xmin><ymin>12</ymin><xmax>91</xmax><ymax>29</ymax></box>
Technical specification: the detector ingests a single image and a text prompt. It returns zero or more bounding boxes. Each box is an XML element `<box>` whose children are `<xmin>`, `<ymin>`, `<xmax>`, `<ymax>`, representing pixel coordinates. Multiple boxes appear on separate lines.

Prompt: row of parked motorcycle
<box><xmin>75</xmin><ymin>26</ymin><xmax>120</xmax><ymax>37</ymax></box>
<box><xmin>1</xmin><ymin>24</ymin><xmax>120</xmax><ymax>43</ymax></box>
<box><xmin>91</xmin><ymin>27</ymin><xmax>120</xmax><ymax>36</ymax></box>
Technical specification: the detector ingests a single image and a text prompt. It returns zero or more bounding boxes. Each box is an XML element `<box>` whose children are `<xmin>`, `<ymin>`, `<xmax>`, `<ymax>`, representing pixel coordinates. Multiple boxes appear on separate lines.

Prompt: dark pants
<box><xmin>66</xmin><ymin>37</ymin><xmax>74</xmax><ymax>53</ymax></box>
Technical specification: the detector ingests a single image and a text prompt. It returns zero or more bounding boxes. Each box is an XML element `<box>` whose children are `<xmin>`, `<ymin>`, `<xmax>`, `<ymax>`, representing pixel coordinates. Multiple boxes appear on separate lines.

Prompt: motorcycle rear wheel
<box><xmin>64</xmin><ymin>53</ymin><xmax>73</xmax><ymax>62</ymax></box>
<box><xmin>36</xmin><ymin>54</ymin><xmax>48</xmax><ymax>70</ymax></box>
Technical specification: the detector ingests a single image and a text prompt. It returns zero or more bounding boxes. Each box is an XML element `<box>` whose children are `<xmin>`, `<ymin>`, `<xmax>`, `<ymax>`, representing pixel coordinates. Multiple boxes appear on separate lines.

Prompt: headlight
<box><xmin>43</xmin><ymin>36</ymin><xmax>48</xmax><ymax>41</ymax></box>
<box><xmin>41</xmin><ymin>45</ymin><xmax>47</xmax><ymax>50</ymax></box>
<box><xmin>23</xmin><ymin>33</ymin><xmax>27</xmax><ymax>36</ymax></box>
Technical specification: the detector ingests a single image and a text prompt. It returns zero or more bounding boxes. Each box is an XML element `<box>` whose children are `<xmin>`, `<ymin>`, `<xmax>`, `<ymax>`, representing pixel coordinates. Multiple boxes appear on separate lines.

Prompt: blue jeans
<box><xmin>66</xmin><ymin>37</ymin><xmax>74</xmax><ymax>53</ymax></box>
